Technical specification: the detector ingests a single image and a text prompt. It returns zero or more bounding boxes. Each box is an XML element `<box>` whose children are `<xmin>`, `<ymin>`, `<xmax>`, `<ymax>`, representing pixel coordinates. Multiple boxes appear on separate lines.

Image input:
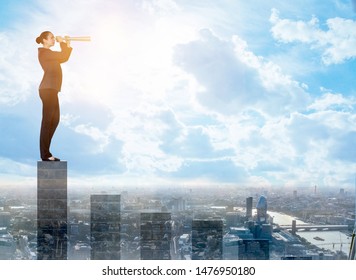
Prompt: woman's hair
<box><xmin>36</xmin><ymin>31</ymin><xmax>51</xmax><ymax>44</ymax></box>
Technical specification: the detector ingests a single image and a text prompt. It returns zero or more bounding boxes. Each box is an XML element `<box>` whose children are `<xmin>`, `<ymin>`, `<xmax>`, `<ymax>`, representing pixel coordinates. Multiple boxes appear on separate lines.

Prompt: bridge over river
<box><xmin>278</xmin><ymin>224</ymin><xmax>350</xmax><ymax>232</ymax></box>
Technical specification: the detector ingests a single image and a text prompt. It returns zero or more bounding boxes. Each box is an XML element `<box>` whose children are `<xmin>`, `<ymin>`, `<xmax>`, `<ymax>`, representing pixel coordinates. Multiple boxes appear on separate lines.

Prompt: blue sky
<box><xmin>0</xmin><ymin>0</ymin><xmax>355</xmax><ymax>188</ymax></box>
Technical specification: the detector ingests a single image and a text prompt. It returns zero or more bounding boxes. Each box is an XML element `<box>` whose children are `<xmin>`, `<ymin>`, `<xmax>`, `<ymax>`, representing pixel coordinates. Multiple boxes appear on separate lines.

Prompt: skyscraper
<box><xmin>246</xmin><ymin>197</ymin><xmax>253</xmax><ymax>219</ymax></box>
<box><xmin>37</xmin><ymin>161</ymin><xmax>68</xmax><ymax>260</ymax></box>
<box><xmin>256</xmin><ymin>195</ymin><xmax>267</xmax><ymax>224</ymax></box>
<box><xmin>292</xmin><ymin>219</ymin><xmax>297</xmax><ymax>235</ymax></box>
<box><xmin>167</xmin><ymin>197</ymin><xmax>186</xmax><ymax>212</ymax></box>
<box><xmin>90</xmin><ymin>194</ymin><xmax>121</xmax><ymax>260</ymax></box>
<box><xmin>140</xmin><ymin>212</ymin><xmax>172</xmax><ymax>260</ymax></box>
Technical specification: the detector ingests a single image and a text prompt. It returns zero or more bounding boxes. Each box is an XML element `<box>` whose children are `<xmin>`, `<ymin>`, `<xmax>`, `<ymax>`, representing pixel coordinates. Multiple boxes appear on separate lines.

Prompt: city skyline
<box><xmin>0</xmin><ymin>179</ymin><xmax>354</xmax><ymax>260</ymax></box>
<box><xmin>1</xmin><ymin>0</ymin><xmax>356</xmax><ymax>188</ymax></box>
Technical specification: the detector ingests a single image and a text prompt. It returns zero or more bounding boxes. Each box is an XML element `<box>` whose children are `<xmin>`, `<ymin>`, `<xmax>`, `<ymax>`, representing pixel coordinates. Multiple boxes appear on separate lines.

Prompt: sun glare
<box><xmin>77</xmin><ymin>14</ymin><xmax>194</xmax><ymax>107</ymax></box>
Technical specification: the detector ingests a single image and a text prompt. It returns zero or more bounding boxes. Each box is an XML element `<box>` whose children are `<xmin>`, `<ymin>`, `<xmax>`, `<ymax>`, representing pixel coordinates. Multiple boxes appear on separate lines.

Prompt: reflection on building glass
<box><xmin>192</xmin><ymin>219</ymin><xmax>223</xmax><ymax>260</ymax></box>
<box><xmin>37</xmin><ymin>161</ymin><xmax>67</xmax><ymax>260</ymax></box>
<box><xmin>140</xmin><ymin>212</ymin><xmax>171</xmax><ymax>260</ymax></box>
<box><xmin>68</xmin><ymin>222</ymin><xmax>90</xmax><ymax>259</ymax></box>
<box><xmin>90</xmin><ymin>194</ymin><xmax>121</xmax><ymax>260</ymax></box>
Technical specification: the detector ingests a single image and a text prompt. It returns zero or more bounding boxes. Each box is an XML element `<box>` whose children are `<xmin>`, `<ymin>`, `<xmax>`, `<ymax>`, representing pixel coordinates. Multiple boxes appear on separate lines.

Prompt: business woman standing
<box><xmin>36</xmin><ymin>31</ymin><xmax>72</xmax><ymax>161</ymax></box>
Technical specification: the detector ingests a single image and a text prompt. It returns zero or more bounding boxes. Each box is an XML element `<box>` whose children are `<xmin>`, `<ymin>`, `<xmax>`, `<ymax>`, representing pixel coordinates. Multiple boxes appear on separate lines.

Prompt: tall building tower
<box><xmin>192</xmin><ymin>219</ymin><xmax>223</xmax><ymax>260</ymax></box>
<box><xmin>140</xmin><ymin>212</ymin><xmax>171</xmax><ymax>260</ymax></box>
<box><xmin>37</xmin><ymin>161</ymin><xmax>68</xmax><ymax>260</ymax></box>
<box><xmin>256</xmin><ymin>195</ymin><xmax>267</xmax><ymax>224</ymax></box>
<box><xmin>246</xmin><ymin>197</ymin><xmax>253</xmax><ymax>219</ymax></box>
<box><xmin>293</xmin><ymin>190</ymin><xmax>297</xmax><ymax>198</ymax></box>
<box><xmin>291</xmin><ymin>219</ymin><xmax>297</xmax><ymax>235</ymax></box>
<box><xmin>90</xmin><ymin>194</ymin><xmax>121</xmax><ymax>260</ymax></box>
<box><xmin>168</xmin><ymin>197</ymin><xmax>186</xmax><ymax>212</ymax></box>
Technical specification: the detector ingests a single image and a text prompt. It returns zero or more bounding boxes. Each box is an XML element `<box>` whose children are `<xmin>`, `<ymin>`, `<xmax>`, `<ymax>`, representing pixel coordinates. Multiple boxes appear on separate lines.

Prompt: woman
<box><xmin>36</xmin><ymin>31</ymin><xmax>72</xmax><ymax>161</ymax></box>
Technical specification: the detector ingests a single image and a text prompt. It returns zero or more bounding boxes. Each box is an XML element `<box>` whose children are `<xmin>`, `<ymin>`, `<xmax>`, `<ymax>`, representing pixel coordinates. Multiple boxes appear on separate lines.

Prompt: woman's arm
<box><xmin>39</xmin><ymin>37</ymin><xmax>72</xmax><ymax>63</ymax></box>
<box><xmin>58</xmin><ymin>42</ymin><xmax>72</xmax><ymax>63</ymax></box>
<box><xmin>56</xmin><ymin>36</ymin><xmax>71</xmax><ymax>48</ymax></box>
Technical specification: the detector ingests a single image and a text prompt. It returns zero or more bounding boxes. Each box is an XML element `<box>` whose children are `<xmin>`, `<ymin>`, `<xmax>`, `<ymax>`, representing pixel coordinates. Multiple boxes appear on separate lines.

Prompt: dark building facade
<box><xmin>238</xmin><ymin>239</ymin><xmax>270</xmax><ymax>260</ymax></box>
<box><xmin>37</xmin><ymin>161</ymin><xmax>68</xmax><ymax>260</ymax></box>
<box><xmin>192</xmin><ymin>219</ymin><xmax>223</xmax><ymax>260</ymax></box>
<box><xmin>140</xmin><ymin>212</ymin><xmax>171</xmax><ymax>260</ymax></box>
<box><xmin>246</xmin><ymin>197</ymin><xmax>253</xmax><ymax>219</ymax></box>
<box><xmin>90</xmin><ymin>194</ymin><xmax>121</xmax><ymax>260</ymax></box>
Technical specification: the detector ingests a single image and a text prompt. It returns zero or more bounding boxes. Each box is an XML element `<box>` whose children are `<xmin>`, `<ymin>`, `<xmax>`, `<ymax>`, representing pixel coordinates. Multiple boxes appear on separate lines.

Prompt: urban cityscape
<box><xmin>0</xmin><ymin>162</ymin><xmax>355</xmax><ymax>260</ymax></box>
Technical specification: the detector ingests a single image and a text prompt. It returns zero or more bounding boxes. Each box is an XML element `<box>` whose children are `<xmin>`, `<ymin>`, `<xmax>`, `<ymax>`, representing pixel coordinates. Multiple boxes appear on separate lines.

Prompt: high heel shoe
<box><xmin>42</xmin><ymin>156</ymin><xmax>60</xmax><ymax>161</ymax></box>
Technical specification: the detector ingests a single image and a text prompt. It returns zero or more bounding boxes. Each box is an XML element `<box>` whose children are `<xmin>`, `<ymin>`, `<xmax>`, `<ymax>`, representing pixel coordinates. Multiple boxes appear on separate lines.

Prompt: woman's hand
<box><xmin>64</xmin><ymin>36</ymin><xmax>71</xmax><ymax>47</ymax></box>
<box><xmin>55</xmin><ymin>36</ymin><xmax>64</xmax><ymax>43</ymax></box>
<box><xmin>56</xmin><ymin>36</ymin><xmax>71</xmax><ymax>47</ymax></box>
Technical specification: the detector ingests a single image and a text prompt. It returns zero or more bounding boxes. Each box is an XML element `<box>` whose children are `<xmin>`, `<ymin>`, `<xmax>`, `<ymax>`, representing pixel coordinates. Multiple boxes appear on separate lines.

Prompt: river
<box><xmin>269</xmin><ymin>210</ymin><xmax>351</xmax><ymax>255</ymax></box>
<box><xmin>268</xmin><ymin>211</ymin><xmax>307</xmax><ymax>226</ymax></box>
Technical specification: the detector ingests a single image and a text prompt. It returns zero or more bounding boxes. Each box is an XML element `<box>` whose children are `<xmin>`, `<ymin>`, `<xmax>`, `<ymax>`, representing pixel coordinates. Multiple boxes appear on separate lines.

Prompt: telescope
<box><xmin>64</xmin><ymin>36</ymin><xmax>91</xmax><ymax>41</ymax></box>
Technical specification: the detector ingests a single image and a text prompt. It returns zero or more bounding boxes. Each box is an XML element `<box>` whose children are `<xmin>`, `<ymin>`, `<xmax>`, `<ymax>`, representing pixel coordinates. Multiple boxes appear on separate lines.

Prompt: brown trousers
<box><xmin>39</xmin><ymin>89</ymin><xmax>60</xmax><ymax>159</ymax></box>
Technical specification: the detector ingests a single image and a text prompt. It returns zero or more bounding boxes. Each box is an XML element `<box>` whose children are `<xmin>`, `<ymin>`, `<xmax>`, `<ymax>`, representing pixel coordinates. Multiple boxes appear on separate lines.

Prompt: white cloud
<box><xmin>270</xmin><ymin>8</ymin><xmax>322</xmax><ymax>44</ymax></box>
<box><xmin>0</xmin><ymin>32</ymin><xmax>39</xmax><ymax>106</ymax></box>
<box><xmin>72</xmin><ymin>124</ymin><xmax>110</xmax><ymax>153</ymax></box>
<box><xmin>270</xmin><ymin>8</ymin><xmax>356</xmax><ymax>64</ymax></box>
<box><xmin>308</xmin><ymin>92</ymin><xmax>355</xmax><ymax>111</ymax></box>
<box><xmin>1</xmin><ymin>0</ymin><xmax>355</xmax><ymax>188</ymax></box>
<box><xmin>174</xmin><ymin>28</ymin><xmax>310</xmax><ymax>117</ymax></box>
<box><xmin>142</xmin><ymin>0</ymin><xmax>181</xmax><ymax>15</ymax></box>
<box><xmin>0</xmin><ymin>157</ymin><xmax>35</xmax><ymax>176</ymax></box>
<box><xmin>106</xmin><ymin>104</ymin><xmax>185</xmax><ymax>174</ymax></box>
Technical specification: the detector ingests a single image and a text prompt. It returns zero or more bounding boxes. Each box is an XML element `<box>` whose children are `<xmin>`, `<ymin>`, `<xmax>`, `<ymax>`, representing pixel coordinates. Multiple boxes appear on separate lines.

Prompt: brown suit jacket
<box><xmin>38</xmin><ymin>42</ymin><xmax>72</xmax><ymax>92</ymax></box>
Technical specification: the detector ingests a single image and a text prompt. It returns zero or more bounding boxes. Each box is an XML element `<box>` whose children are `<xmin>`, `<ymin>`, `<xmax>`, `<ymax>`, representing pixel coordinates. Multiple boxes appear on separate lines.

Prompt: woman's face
<box><xmin>43</xmin><ymin>33</ymin><xmax>55</xmax><ymax>47</ymax></box>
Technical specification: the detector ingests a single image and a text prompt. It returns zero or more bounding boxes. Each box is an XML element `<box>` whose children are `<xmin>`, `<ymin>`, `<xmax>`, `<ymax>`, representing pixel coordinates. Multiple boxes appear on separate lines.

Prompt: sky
<box><xmin>0</xmin><ymin>0</ymin><xmax>355</xmax><ymax>189</ymax></box>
